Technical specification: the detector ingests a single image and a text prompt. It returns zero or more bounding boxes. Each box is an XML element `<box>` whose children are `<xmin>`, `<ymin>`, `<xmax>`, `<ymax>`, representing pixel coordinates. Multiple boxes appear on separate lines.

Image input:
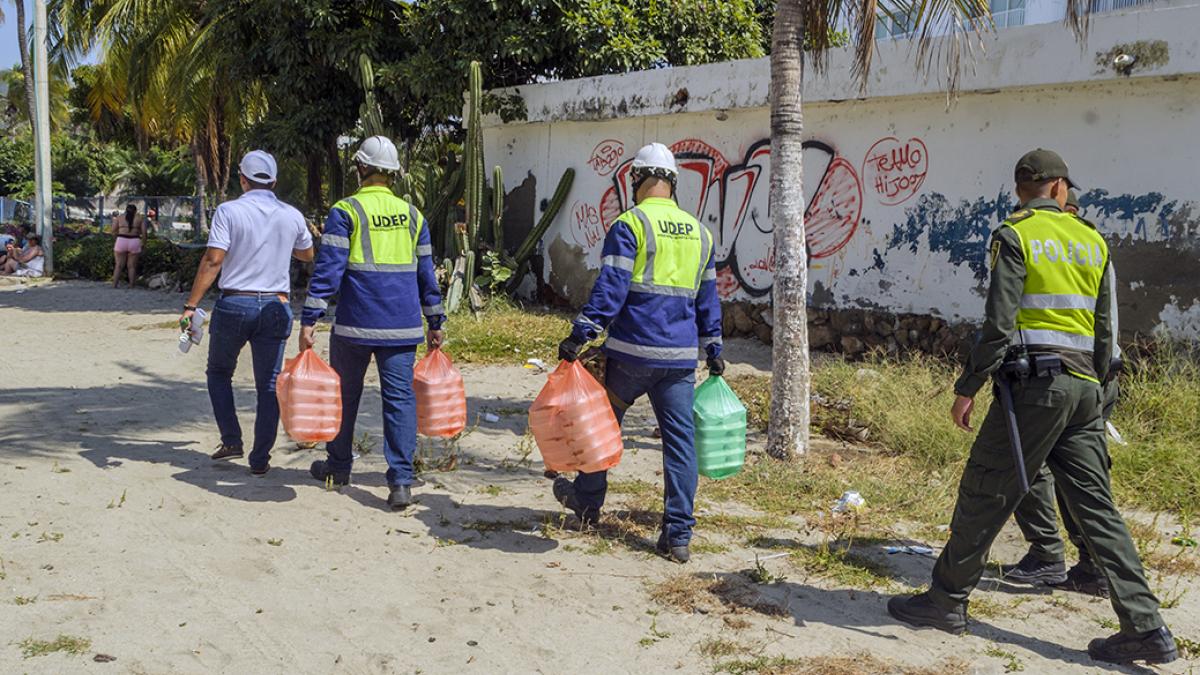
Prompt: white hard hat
<box><xmin>354</xmin><ymin>135</ymin><xmax>401</xmax><ymax>171</ymax></box>
<box><xmin>631</xmin><ymin>142</ymin><xmax>678</xmax><ymax>177</ymax></box>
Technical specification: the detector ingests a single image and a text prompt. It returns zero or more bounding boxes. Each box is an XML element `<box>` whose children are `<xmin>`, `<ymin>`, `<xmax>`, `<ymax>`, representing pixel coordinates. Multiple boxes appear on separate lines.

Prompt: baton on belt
<box><xmin>994</xmin><ymin>375</ymin><xmax>1031</xmax><ymax>496</ymax></box>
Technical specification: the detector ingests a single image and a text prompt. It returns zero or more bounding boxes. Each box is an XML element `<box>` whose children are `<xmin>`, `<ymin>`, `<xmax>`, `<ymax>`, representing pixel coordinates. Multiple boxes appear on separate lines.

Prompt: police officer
<box><xmin>887</xmin><ymin>150</ymin><xmax>1177</xmax><ymax>665</ymax></box>
<box><xmin>1002</xmin><ymin>188</ymin><xmax>1124</xmax><ymax>597</ymax></box>
<box><xmin>554</xmin><ymin>142</ymin><xmax>723</xmax><ymax>564</ymax></box>
<box><xmin>299</xmin><ymin>136</ymin><xmax>446</xmax><ymax>510</ymax></box>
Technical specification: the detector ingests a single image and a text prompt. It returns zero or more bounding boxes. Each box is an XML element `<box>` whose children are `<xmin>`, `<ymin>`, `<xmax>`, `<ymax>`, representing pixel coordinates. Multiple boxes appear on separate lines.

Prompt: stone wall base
<box><xmin>723</xmin><ymin>302</ymin><xmax>977</xmax><ymax>360</ymax></box>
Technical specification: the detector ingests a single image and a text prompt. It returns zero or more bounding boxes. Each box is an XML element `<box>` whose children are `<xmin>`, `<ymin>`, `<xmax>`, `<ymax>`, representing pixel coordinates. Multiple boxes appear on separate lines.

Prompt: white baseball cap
<box><xmin>239</xmin><ymin>150</ymin><xmax>278</xmax><ymax>183</ymax></box>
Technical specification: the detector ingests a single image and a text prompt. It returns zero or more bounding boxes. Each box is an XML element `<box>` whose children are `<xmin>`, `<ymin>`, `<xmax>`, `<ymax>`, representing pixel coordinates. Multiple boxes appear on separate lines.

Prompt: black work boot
<box><xmin>656</xmin><ymin>533</ymin><xmax>690</xmax><ymax>563</ymax></box>
<box><xmin>999</xmin><ymin>552</ymin><xmax>1068</xmax><ymax>585</ymax></box>
<box><xmin>887</xmin><ymin>592</ymin><xmax>968</xmax><ymax>635</ymax></box>
<box><xmin>552</xmin><ymin>476</ymin><xmax>599</xmax><ymax>525</ymax></box>
<box><xmin>1087</xmin><ymin>626</ymin><xmax>1178</xmax><ymax>665</ymax></box>
<box><xmin>309</xmin><ymin>460</ymin><xmax>350</xmax><ymax>487</ymax></box>
<box><xmin>1051</xmin><ymin>564</ymin><xmax>1109</xmax><ymax>598</ymax></box>
<box><xmin>387</xmin><ymin>485</ymin><xmax>413</xmax><ymax>510</ymax></box>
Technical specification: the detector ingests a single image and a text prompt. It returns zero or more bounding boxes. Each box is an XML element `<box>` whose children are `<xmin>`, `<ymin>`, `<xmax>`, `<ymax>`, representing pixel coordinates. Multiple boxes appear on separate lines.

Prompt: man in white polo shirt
<box><xmin>179</xmin><ymin>150</ymin><xmax>314</xmax><ymax>475</ymax></box>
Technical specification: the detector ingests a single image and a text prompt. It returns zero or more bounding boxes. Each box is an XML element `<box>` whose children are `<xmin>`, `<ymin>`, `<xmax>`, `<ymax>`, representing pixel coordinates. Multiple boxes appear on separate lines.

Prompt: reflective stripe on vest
<box><xmin>1020</xmin><ymin>293</ymin><xmax>1097</xmax><ymax>311</ymax></box>
<box><xmin>321</xmin><ymin>234</ymin><xmax>351</xmax><ymax>249</ymax></box>
<box><xmin>1007</xmin><ymin>210</ymin><xmax>1107</xmax><ymax>352</ymax></box>
<box><xmin>605</xmin><ymin>337</ymin><xmax>702</xmax><ymax>362</ymax></box>
<box><xmin>627</xmin><ymin>204</ymin><xmax>707</xmax><ymax>298</ymax></box>
<box><xmin>341</xmin><ymin>194</ymin><xmax>422</xmax><ymax>273</ymax></box>
<box><xmin>1018</xmin><ymin>329</ymin><xmax>1095</xmax><ymax>351</ymax></box>
<box><xmin>333</xmin><ymin>324</ymin><xmax>426</xmax><ymax>341</ymax></box>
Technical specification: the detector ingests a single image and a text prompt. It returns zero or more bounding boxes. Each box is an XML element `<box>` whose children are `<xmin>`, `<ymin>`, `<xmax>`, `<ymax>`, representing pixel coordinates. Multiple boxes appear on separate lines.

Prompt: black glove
<box><xmin>706</xmin><ymin>355</ymin><xmax>726</xmax><ymax>376</ymax></box>
<box><xmin>559</xmin><ymin>337</ymin><xmax>583</xmax><ymax>362</ymax></box>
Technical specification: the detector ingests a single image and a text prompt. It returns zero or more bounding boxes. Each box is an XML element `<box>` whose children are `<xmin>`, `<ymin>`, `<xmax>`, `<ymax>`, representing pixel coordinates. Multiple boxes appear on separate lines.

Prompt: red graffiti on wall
<box><xmin>588</xmin><ymin>139</ymin><xmax>626</xmax><ymax>177</ymax></box>
<box><xmin>862</xmin><ymin>137</ymin><xmax>928</xmax><ymax>205</ymax></box>
<box><xmin>570</xmin><ymin>201</ymin><xmax>607</xmax><ymax>250</ymax></box>
<box><xmin>597</xmin><ymin>138</ymin><xmax>863</xmax><ymax>298</ymax></box>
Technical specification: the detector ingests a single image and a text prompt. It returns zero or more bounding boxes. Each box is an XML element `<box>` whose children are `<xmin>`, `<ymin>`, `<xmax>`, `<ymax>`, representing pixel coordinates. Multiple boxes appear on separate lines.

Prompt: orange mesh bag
<box><xmin>413</xmin><ymin>347</ymin><xmax>468</xmax><ymax>438</ymax></box>
<box><xmin>528</xmin><ymin>360</ymin><xmax>623</xmax><ymax>473</ymax></box>
<box><xmin>276</xmin><ymin>350</ymin><xmax>342</xmax><ymax>442</ymax></box>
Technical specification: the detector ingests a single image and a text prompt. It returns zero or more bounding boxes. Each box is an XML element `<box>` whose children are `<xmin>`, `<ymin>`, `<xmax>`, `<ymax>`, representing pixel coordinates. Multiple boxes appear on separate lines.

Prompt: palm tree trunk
<box><xmin>326</xmin><ymin>135</ymin><xmax>344</xmax><ymax>200</ymax></box>
<box><xmin>14</xmin><ymin>0</ymin><xmax>37</xmax><ymax>130</ymax></box>
<box><xmin>766</xmin><ymin>0</ymin><xmax>810</xmax><ymax>460</ymax></box>
<box><xmin>191</xmin><ymin>139</ymin><xmax>209</xmax><ymax>235</ymax></box>
<box><xmin>306</xmin><ymin>151</ymin><xmax>324</xmax><ymax>213</ymax></box>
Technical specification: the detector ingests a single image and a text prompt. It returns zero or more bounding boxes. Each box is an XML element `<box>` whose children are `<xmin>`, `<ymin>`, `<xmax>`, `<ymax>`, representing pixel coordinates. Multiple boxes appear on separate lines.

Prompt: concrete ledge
<box><xmin>484</xmin><ymin>2</ymin><xmax>1200</xmax><ymax>126</ymax></box>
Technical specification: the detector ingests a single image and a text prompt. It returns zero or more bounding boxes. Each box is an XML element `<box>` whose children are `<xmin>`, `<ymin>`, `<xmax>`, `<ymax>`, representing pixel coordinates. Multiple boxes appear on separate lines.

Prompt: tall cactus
<box><xmin>491</xmin><ymin>166</ymin><xmax>504</xmax><ymax>254</ymax></box>
<box><xmin>463</xmin><ymin>61</ymin><xmax>485</xmax><ymax>253</ymax></box>
<box><xmin>358</xmin><ymin>54</ymin><xmax>386</xmax><ymax>138</ymax></box>
<box><xmin>512</xmin><ymin>168</ymin><xmax>575</xmax><ymax>267</ymax></box>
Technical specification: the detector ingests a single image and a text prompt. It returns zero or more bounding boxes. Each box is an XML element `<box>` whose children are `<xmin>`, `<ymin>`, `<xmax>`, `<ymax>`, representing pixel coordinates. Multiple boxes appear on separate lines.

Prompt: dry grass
<box><xmin>647</xmin><ymin>572</ymin><xmax>789</xmax><ymax>618</ymax></box>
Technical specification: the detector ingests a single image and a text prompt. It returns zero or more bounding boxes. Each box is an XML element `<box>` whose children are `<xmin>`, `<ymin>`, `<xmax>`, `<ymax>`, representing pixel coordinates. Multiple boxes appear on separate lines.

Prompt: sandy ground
<box><xmin>0</xmin><ymin>280</ymin><xmax>1196</xmax><ymax>674</ymax></box>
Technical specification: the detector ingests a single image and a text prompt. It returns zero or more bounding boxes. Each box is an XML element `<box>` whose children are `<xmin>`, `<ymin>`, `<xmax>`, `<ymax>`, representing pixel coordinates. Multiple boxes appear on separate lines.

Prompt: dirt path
<box><xmin>0</xmin><ymin>281</ymin><xmax>1195</xmax><ymax>674</ymax></box>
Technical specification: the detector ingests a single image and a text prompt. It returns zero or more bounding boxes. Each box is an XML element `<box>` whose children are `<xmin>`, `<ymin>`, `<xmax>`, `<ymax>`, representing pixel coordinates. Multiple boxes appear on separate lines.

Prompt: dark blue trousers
<box><xmin>574</xmin><ymin>356</ymin><xmax>698</xmax><ymax>546</ymax></box>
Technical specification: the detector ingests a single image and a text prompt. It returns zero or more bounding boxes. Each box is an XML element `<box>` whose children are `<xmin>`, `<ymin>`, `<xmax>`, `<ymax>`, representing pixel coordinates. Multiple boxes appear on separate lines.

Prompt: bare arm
<box><xmin>292</xmin><ymin>246</ymin><xmax>314</xmax><ymax>262</ymax></box>
<box><xmin>18</xmin><ymin>246</ymin><xmax>43</xmax><ymax>263</ymax></box>
<box><xmin>183</xmin><ymin>247</ymin><xmax>227</xmax><ymax>311</ymax></box>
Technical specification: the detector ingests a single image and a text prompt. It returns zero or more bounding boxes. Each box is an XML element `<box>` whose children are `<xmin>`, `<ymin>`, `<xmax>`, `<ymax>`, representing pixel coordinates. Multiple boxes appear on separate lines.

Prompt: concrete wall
<box><xmin>482</xmin><ymin>4</ymin><xmax>1200</xmax><ymax>340</ymax></box>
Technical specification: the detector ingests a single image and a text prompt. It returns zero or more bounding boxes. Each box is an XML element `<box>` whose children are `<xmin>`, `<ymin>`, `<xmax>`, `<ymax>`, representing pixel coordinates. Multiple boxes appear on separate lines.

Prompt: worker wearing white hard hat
<box><xmin>300</xmin><ymin>135</ymin><xmax>447</xmax><ymax>510</ymax></box>
<box><xmin>553</xmin><ymin>142</ymin><xmax>724</xmax><ymax>564</ymax></box>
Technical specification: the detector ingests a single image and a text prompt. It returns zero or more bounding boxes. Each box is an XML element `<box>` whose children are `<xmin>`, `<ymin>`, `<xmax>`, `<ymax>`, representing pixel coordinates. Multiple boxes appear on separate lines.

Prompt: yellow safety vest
<box><xmin>616</xmin><ymin>197</ymin><xmax>712</xmax><ymax>297</ymax></box>
<box><xmin>333</xmin><ymin>185</ymin><xmax>428</xmax><ymax>272</ymax></box>
<box><xmin>1004</xmin><ymin>208</ymin><xmax>1107</xmax><ymax>354</ymax></box>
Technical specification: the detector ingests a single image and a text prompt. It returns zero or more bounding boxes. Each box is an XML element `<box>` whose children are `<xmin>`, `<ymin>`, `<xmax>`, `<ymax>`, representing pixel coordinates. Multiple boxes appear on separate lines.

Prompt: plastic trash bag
<box><xmin>528</xmin><ymin>360</ymin><xmax>623</xmax><ymax>473</ymax></box>
<box><xmin>693</xmin><ymin>375</ymin><xmax>747</xmax><ymax>479</ymax></box>
<box><xmin>277</xmin><ymin>350</ymin><xmax>342</xmax><ymax>442</ymax></box>
<box><xmin>414</xmin><ymin>347</ymin><xmax>468</xmax><ymax>438</ymax></box>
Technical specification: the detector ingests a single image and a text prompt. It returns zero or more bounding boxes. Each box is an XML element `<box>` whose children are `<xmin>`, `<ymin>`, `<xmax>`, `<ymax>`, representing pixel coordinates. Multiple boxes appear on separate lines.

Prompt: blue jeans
<box><xmin>206</xmin><ymin>295</ymin><xmax>293</xmax><ymax>469</ymax></box>
<box><xmin>574</xmin><ymin>357</ymin><xmax>698</xmax><ymax>546</ymax></box>
<box><xmin>326</xmin><ymin>335</ymin><xmax>418</xmax><ymax>488</ymax></box>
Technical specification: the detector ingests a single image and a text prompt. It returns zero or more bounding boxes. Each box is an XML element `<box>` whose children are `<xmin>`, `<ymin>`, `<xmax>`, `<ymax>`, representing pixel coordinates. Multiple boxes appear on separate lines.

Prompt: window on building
<box><xmin>990</xmin><ymin>0</ymin><xmax>1026</xmax><ymax>27</ymax></box>
<box><xmin>875</xmin><ymin>12</ymin><xmax>916</xmax><ymax>40</ymax></box>
<box><xmin>1089</xmin><ymin>0</ymin><xmax>1152</xmax><ymax>12</ymax></box>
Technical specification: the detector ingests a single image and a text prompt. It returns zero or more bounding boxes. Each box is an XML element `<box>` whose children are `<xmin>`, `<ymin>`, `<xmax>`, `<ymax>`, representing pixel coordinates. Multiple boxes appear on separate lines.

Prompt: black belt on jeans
<box><xmin>221</xmin><ymin>290</ymin><xmax>289</xmax><ymax>301</ymax></box>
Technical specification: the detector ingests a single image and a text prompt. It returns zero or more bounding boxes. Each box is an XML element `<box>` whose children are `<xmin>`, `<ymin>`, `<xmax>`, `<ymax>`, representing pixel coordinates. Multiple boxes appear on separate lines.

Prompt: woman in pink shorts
<box><xmin>112</xmin><ymin>204</ymin><xmax>146</xmax><ymax>288</ymax></box>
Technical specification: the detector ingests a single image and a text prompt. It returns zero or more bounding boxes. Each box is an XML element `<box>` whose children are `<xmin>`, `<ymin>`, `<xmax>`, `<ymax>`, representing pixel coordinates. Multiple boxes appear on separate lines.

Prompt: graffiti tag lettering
<box><xmin>588</xmin><ymin>139</ymin><xmax>625</xmax><ymax>177</ymax></box>
<box><xmin>597</xmin><ymin>138</ymin><xmax>863</xmax><ymax>298</ymax></box>
<box><xmin>862</xmin><ymin>137</ymin><xmax>929</xmax><ymax>206</ymax></box>
<box><xmin>570</xmin><ymin>201</ymin><xmax>606</xmax><ymax>250</ymax></box>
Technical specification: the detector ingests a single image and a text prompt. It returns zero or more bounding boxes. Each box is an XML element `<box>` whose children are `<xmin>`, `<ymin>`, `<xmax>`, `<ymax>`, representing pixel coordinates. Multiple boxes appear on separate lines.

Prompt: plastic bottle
<box><xmin>413</xmin><ymin>348</ymin><xmax>468</xmax><ymax>438</ymax></box>
<box><xmin>693</xmin><ymin>375</ymin><xmax>747</xmax><ymax>479</ymax></box>
<box><xmin>276</xmin><ymin>350</ymin><xmax>342</xmax><ymax>442</ymax></box>
<box><xmin>177</xmin><ymin>307</ymin><xmax>208</xmax><ymax>354</ymax></box>
<box><xmin>528</xmin><ymin>360</ymin><xmax>623</xmax><ymax>473</ymax></box>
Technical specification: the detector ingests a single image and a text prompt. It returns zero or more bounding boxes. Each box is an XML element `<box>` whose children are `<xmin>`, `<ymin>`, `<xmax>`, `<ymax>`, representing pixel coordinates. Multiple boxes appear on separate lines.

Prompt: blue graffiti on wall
<box><xmin>1080</xmin><ymin>189</ymin><xmax>1190</xmax><ymax>241</ymax></box>
<box><xmin>884</xmin><ymin>191</ymin><xmax>1017</xmax><ymax>280</ymax></box>
<box><xmin>874</xmin><ymin>189</ymin><xmax>1195</xmax><ymax>283</ymax></box>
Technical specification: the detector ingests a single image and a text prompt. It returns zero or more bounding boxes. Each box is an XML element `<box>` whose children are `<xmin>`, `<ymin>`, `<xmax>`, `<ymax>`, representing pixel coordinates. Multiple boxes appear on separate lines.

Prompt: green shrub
<box><xmin>54</xmin><ymin>234</ymin><xmax>202</xmax><ymax>283</ymax></box>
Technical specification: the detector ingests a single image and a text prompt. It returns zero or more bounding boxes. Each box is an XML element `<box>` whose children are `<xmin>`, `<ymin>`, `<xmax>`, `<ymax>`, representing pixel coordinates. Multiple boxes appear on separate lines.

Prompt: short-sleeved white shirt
<box><xmin>207</xmin><ymin>190</ymin><xmax>312</xmax><ymax>293</ymax></box>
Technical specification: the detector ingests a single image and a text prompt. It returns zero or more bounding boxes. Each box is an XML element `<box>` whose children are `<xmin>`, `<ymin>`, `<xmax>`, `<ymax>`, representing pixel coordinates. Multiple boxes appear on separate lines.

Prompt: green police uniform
<box><xmin>926</xmin><ymin>193</ymin><xmax>1164</xmax><ymax>636</ymax></box>
<box><xmin>1011</xmin><ymin>211</ymin><xmax>1124</xmax><ymax>581</ymax></box>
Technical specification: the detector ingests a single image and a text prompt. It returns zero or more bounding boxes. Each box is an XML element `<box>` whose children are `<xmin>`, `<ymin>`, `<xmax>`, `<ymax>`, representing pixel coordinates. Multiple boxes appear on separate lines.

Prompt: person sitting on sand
<box><xmin>2</xmin><ymin>233</ymin><xmax>45</xmax><ymax>278</ymax></box>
